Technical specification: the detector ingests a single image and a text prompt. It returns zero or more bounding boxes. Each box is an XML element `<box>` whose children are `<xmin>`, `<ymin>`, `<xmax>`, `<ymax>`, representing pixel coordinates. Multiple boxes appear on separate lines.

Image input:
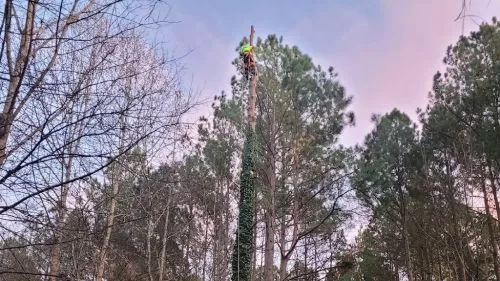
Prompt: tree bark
<box><xmin>158</xmin><ymin>188</ymin><xmax>172</xmax><ymax>281</ymax></box>
<box><xmin>96</xmin><ymin>84</ymin><xmax>129</xmax><ymax>281</ymax></box>
<box><xmin>402</xmin><ymin>218</ymin><xmax>414</xmax><ymax>281</ymax></box>
<box><xmin>481</xmin><ymin>176</ymin><xmax>500</xmax><ymax>281</ymax></box>
<box><xmin>263</xmin><ymin>194</ymin><xmax>276</xmax><ymax>281</ymax></box>
<box><xmin>487</xmin><ymin>160</ymin><xmax>500</xmax><ymax>221</ymax></box>
<box><xmin>147</xmin><ymin>215</ymin><xmax>154</xmax><ymax>281</ymax></box>
<box><xmin>397</xmin><ymin>177</ymin><xmax>414</xmax><ymax>281</ymax></box>
<box><xmin>212</xmin><ymin>181</ymin><xmax>221</xmax><ymax>281</ymax></box>
<box><xmin>231</xmin><ymin>25</ymin><xmax>258</xmax><ymax>281</ymax></box>
<box><xmin>263</xmin><ymin>115</ymin><xmax>277</xmax><ymax>281</ymax></box>
<box><xmin>96</xmin><ymin>168</ymin><xmax>120</xmax><ymax>281</ymax></box>
<box><xmin>279</xmin><ymin>140</ymin><xmax>300</xmax><ymax>281</ymax></box>
<box><xmin>444</xmin><ymin>151</ymin><xmax>466</xmax><ymax>281</ymax></box>
<box><xmin>49</xmin><ymin>112</ymin><xmax>83</xmax><ymax>280</ymax></box>
<box><xmin>279</xmin><ymin>217</ymin><xmax>288</xmax><ymax>281</ymax></box>
<box><xmin>222</xmin><ymin>177</ymin><xmax>232</xmax><ymax>280</ymax></box>
<box><xmin>49</xmin><ymin>166</ymin><xmax>71</xmax><ymax>281</ymax></box>
<box><xmin>185</xmin><ymin>203</ymin><xmax>193</xmax><ymax>275</ymax></box>
<box><xmin>247</xmin><ymin>26</ymin><xmax>257</xmax><ymax>130</ymax></box>
<box><xmin>202</xmin><ymin>208</ymin><xmax>210</xmax><ymax>281</ymax></box>
<box><xmin>0</xmin><ymin>0</ymin><xmax>36</xmax><ymax>165</ymax></box>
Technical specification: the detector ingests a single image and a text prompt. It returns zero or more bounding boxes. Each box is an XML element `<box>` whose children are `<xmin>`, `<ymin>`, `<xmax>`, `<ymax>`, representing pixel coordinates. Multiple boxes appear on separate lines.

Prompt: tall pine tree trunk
<box><xmin>481</xmin><ymin>176</ymin><xmax>500</xmax><ymax>280</ymax></box>
<box><xmin>278</xmin><ymin>148</ymin><xmax>288</xmax><ymax>281</ymax></box>
<box><xmin>399</xmin><ymin>184</ymin><xmax>414</xmax><ymax>281</ymax></box>
<box><xmin>158</xmin><ymin>189</ymin><xmax>172</xmax><ymax>281</ymax></box>
<box><xmin>222</xmin><ymin>177</ymin><xmax>232</xmax><ymax>280</ymax></box>
<box><xmin>263</xmin><ymin>166</ymin><xmax>276</xmax><ymax>281</ymax></box>
<box><xmin>212</xmin><ymin>181</ymin><xmax>220</xmax><ymax>281</ymax></box>
<box><xmin>202</xmin><ymin>208</ymin><xmax>210</xmax><ymax>281</ymax></box>
<box><xmin>231</xmin><ymin>26</ymin><xmax>258</xmax><ymax>281</ymax></box>
<box><xmin>185</xmin><ymin>203</ymin><xmax>193</xmax><ymax>276</ymax></box>
<box><xmin>444</xmin><ymin>152</ymin><xmax>466</xmax><ymax>281</ymax></box>
<box><xmin>231</xmin><ymin>130</ymin><xmax>257</xmax><ymax>281</ymax></box>
<box><xmin>263</xmin><ymin>70</ymin><xmax>278</xmax><ymax>281</ymax></box>
<box><xmin>402</xmin><ymin>219</ymin><xmax>413</xmax><ymax>281</ymax></box>
<box><xmin>280</xmin><ymin>141</ymin><xmax>300</xmax><ymax>281</ymax></box>
<box><xmin>487</xmin><ymin>160</ymin><xmax>500</xmax><ymax>221</ymax></box>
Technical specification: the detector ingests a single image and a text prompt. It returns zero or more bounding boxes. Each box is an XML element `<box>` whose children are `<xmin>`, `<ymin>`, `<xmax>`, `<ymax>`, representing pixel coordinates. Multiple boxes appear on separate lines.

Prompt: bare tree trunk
<box><xmin>402</xmin><ymin>204</ymin><xmax>414</xmax><ymax>281</ymax></box>
<box><xmin>49</xmin><ymin>106</ymin><xmax>85</xmax><ymax>280</ymax></box>
<box><xmin>279</xmin><ymin>218</ymin><xmax>288</xmax><ymax>281</ymax></box>
<box><xmin>49</xmin><ymin>166</ymin><xmax>71</xmax><ymax>281</ymax></box>
<box><xmin>263</xmin><ymin>200</ymin><xmax>275</xmax><ymax>281</ymax></box>
<box><xmin>185</xmin><ymin>203</ymin><xmax>193</xmax><ymax>275</ymax></box>
<box><xmin>263</xmin><ymin>154</ymin><xmax>276</xmax><ymax>281</ymax></box>
<box><xmin>396</xmin><ymin>167</ymin><xmax>414</xmax><ymax>281</ymax></box>
<box><xmin>280</xmin><ymin>140</ymin><xmax>300</xmax><ymax>281</ymax></box>
<box><xmin>93</xmin><ymin>61</ymin><xmax>147</xmax><ymax>279</ymax></box>
<box><xmin>222</xmin><ymin>177</ymin><xmax>232</xmax><ymax>280</ymax></box>
<box><xmin>279</xmin><ymin>188</ymin><xmax>299</xmax><ymax>281</ymax></box>
<box><xmin>443</xmin><ymin>151</ymin><xmax>467</xmax><ymax>281</ymax></box>
<box><xmin>212</xmin><ymin>180</ymin><xmax>222</xmax><ymax>281</ymax></box>
<box><xmin>487</xmin><ymin>160</ymin><xmax>500</xmax><ymax>221</ymax></box>
<box><xmin>0</xmin><ymin>0</ymin><xmax>36</xmax><ymax>165</ymax></box>
<box><xmin>147</xmin><ymin>215</ymin><xmax>154</xmax><ymax>281</ymax></box>
<box><xmin>202</xmin><ymin>209</ymin><xmax>210</xmax><ymax>281</ymax></box>
<box><xmin>211</xmin><ymin>177</ymin><xmax>232</xmax><ymax>280</ymax></box>
<box><xmin>263</xmin><ymin>60</ymin><xmax>277</xmax><ymax>281</ymax></box>
<box><xmin>212</xmin><ymin>235</ymin><xmax>219</xmax><ymax>281</ymax></box>
<box><xmin>158</xmin><ymin>187</ymin><xmax>172</xmax><ymax>281</ymax></box>
<box><xmin>96</xmin><ymin>84</ymin><xmax>129</xmax><ymax>281</ymax></box>
<box><xmin>481</xmin><ymin>176</ymin><xmax>500</xmax><ymax>281</ymax></box>
<box><xmin>96</xmin><ymin>170</ymin><xmax>120</xmax><ymax>281</ymax></box>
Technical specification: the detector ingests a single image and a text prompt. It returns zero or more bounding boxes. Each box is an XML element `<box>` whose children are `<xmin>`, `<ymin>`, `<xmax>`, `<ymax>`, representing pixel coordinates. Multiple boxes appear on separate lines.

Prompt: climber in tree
<box><xmin>240</xmin><ymin>44</ymin><xmax>256</xmax><ymax>79</ymax></box>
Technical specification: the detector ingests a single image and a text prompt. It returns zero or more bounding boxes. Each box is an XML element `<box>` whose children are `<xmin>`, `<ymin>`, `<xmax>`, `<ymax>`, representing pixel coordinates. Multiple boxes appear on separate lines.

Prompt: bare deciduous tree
<box><xmin>0</xmin><ymin>1</ymin><xmax>192</xmax><ymax>279</ymax></box>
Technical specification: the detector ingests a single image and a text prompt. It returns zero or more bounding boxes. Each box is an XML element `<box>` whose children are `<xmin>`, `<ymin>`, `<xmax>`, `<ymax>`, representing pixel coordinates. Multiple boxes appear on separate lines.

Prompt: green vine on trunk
<box><xmin>231</xmin><ymin>129</ymin><xmax>256</xmax><ymax>281</ymax></box>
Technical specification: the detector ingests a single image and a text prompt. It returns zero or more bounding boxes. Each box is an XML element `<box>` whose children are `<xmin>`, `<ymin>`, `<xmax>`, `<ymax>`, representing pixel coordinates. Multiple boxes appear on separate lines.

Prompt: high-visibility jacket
<box><xmin>240</xmin><ymin>44</ymin><xmax>254</xmax><ymax>55</ymax></box>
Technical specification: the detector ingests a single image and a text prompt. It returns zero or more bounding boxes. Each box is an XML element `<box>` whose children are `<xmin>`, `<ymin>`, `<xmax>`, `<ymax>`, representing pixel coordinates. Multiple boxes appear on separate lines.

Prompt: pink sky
<box><xmin>165</xmin><ymin>0</ymin><xmax>500</xmax><ymax>146</ymax></box>
<box><xmin>306</xmin><ymin>0</ymin><xmax>500</xmax><ymax>145</ymax></box>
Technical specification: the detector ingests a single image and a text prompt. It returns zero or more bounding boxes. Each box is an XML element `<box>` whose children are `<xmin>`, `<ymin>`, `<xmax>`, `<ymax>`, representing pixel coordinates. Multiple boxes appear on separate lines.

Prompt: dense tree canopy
<box><xmin>348</xmin><ymin>18</ymin><xmax>500</xmax><ymax>281</ymax></box>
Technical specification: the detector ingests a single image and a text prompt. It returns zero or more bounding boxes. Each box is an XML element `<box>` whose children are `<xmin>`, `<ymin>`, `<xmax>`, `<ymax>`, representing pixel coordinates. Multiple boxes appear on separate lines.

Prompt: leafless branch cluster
<box><xmin>0</xmin><ymin>1</ymin><xmax>193</xmax><ymax>279</ymax></box>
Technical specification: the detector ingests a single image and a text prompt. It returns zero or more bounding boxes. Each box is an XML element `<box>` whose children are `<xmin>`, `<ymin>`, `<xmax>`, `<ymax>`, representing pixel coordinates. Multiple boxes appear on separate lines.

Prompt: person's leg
<box><xmin>248</xmin><ymin>55</ymin><xmax>256</xmax><ymax>76</ymax></box>
<box><xmin>243</xmin><ymin>54</ymin><xmax>250</xmax><ymax>79</ymax></box>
